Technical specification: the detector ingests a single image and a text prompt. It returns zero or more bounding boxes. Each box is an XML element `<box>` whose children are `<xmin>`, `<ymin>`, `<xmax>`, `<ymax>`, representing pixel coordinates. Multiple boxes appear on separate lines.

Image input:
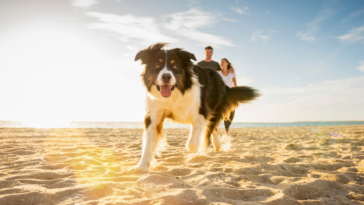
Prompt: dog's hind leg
<box><xmin>197</xmin><ymin>114</ymin><xmax>222</xmax><ymax>154</ymax></box>
<box><xmin>211</xmin><ymin>130</ymin><xmax>221</xmax><ymax>151</ymax></box>
<box><xmin>197</xmin><ymin>129</ymin><xmax>210</xmax><ymax>155</ymax></box>
<box><xmin>134</xmin><ymin>112</ymin><xmax>165</xmax><ymax>171</ymax></box>
<box><xmin>186</xmin><ymin>115</ymin><xmax>208</xmax><ymax>152</ymax></box>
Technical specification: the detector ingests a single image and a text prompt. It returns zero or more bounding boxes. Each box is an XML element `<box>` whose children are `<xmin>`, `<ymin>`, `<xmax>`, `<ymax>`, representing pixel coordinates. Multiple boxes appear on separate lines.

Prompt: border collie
<box><xmin>134</xmin><ymin>43</ymin><xmax>259</xmax><ymax>171</ymax></box>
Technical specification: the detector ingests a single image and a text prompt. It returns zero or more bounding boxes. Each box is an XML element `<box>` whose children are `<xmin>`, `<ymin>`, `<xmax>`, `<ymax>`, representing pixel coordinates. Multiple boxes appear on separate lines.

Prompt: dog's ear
<box><xmin>135</xmin><ymin>43</ymin><xmax>168</xmax><ymax>64</ymax></box>
<box><xmin>181</xmin><ymin>51</ymin><xmax>196</xmax><ymax>61</ymax></box>
<box><xmin>134</xmin><ymin>49</ymin><xmax>149</xmax><ymax>64</ymax></box>
<box><xmin>170</xmin><ymin>48</ymin><xmax>196</xmax><ymax>62</ymax></box>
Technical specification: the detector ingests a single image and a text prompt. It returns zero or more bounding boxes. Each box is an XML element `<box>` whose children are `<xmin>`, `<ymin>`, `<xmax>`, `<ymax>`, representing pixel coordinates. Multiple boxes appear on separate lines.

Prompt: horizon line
<box><xmin>1</xmin><ymin>120</ymin><xmax>364</xmax><ymax>123</ymax></box>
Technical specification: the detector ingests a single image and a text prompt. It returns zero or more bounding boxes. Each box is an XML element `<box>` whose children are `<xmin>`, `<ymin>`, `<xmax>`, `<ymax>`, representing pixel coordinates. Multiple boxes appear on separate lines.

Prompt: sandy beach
<box><xmin>0</xmin><ymin>125</ymin><xmax>363</xmax><ymax>205</ymax></box>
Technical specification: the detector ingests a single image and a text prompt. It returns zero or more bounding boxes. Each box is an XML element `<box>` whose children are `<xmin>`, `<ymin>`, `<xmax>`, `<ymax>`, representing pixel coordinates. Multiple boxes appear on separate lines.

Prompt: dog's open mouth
<box><xmin>156</xmin><ymin>85</ymin><xmax>175</xmax><ymax>98</ymax></box>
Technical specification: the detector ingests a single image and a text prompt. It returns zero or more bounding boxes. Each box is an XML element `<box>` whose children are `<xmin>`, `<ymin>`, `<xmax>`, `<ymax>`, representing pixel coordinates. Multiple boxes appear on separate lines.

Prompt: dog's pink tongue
<box><xmin>160</xmin><ymin>85</ymin><xmax>172</xmax><ymax>97</ymax></box>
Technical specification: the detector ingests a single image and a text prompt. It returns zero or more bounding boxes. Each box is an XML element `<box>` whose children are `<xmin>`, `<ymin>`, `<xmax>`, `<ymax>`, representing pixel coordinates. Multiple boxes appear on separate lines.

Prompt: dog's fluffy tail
<box><xmin>206</xmin><ymin>86</ymin><xmax>259</xmax><ymax>147</ymax></box>
<box><xmin>226</xmin><ymin>86</ymin><xmax>260</xmax><ymax>108</ymax></box>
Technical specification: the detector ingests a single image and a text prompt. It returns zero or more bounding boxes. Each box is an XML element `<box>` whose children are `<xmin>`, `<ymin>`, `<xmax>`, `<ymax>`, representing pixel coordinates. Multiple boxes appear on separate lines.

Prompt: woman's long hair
<box><xmin>221</xmin><ymin>58</ymin><xmax>233</xmax><ymax>70</ymax></box>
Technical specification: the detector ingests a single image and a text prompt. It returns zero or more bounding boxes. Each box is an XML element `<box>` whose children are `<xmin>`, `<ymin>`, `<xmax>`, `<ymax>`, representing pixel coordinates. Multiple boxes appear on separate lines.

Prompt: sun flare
<box><xmin>0</xmin><ymin>23</ymin><xmax>116</xmax><ymax>123</ymax></box>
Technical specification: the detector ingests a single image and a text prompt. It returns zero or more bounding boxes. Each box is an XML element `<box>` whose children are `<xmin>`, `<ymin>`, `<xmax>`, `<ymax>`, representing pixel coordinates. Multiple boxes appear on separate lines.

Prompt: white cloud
<box><xmin>264</xmin><ymin>76</ymin><xmax>364</xmax><ymax>107</ymax></box>
<box><xmin>70</xmin><ymin>0</ymin><xmax>98</xmax><ymax>8</ymax></box>
<box><xmin>337</xmin><ymin>26</ymin><xmax>364</xmax><ymax>44</ymax></box>
<box><xmin>185</xmin><ymin>0</ymin><xmax>198</xmax><ymax>7</ymax></box>
<box><xmin>164</xmin><ymin>8</ymin><xmax>236</xmax><ymax>46</ymax></box>
<box><xmin>237</xmin><ymin>76</ymin><xmax>252</xmax><ymax>85</ymax></box>
<box><xmin>87</xmin><ymin>12</ymin><xmax>177</xmax><ymax>44</ymax></box>
<box><xmin>164</xmin><ymin>8</ymin><xmax>216</xmax><ymax>30</ymax></box>
<box><xmin>87</xmin><ymin>9</ymin><xmax>236</xmax><ymax>47</ymax></box>
<box><xmin>251</xmin><ymin>30</ymin><xmax>275</xmax><ymax>43</ymax></box>
<box><xmin>236</xmin><ymin>76</ymin><xmax>364</xmax><ymax>122</ymax></box>
<box><xmin>267</xmin><ymin>76</ymin><xmax>364</xmax><ymax>95</ymax></box>
<box><xmin>297</xmin><ymin>31</ymin><xmax>316</xmax><ymax>42</ymax></box>
<box><xmin>298</xmin><ymin>8</ymin><xmax>334</xmax><ymax>42</ymax></box>
<box><xmin>223</xmin><ymin>17</ymin><xmax>237</xmax><ymax>22</ymax></box>
<box><xmin>306</xmin><ymin>9</ymin><xmax>333</xmax><ymax>31</ymax></box>
<box><xmin>342</xmin><ymin>8</ymin><xmax>364</xmax><ymax>23</ymax></box>
<box><xmin>358</xmin><ymin>61</ymin><xmax>364</xmax><ymax>72</ymax></box>
<box><xmin>231</xmin><ymin>6</ymin><xmax>250</xmax><ymax>15</ymax></box>
<box><xmin>126</xmin><ymin>45</ymin><xmax>139</xmax><ymax>51</ymax></box>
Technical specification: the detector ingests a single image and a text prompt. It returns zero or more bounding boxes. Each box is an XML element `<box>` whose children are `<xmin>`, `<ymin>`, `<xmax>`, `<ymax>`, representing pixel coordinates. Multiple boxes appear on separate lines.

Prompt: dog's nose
<box><xmin>162</xmin><ymin>73</ymin><xmax>171</xmax><ymax>82</ymax></box>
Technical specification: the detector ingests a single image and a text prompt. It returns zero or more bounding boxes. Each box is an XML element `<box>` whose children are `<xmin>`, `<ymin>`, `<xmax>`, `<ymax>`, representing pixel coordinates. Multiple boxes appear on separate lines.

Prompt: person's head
<box><xmin>220</xmin><ymin>58</ymin><xmax>232</xmax><ymax>70</ymax></box>
<box><xmin>204</xmin><ymin>45</ymin><xmax>213</xmax><ymax>60</ymax></box>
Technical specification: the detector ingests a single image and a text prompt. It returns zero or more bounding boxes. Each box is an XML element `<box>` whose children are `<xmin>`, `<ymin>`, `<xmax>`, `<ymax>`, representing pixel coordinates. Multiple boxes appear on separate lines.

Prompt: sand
<box><xmin>0</xmin><ymin>125</ymin><xmax>364</xmax><ymax>205</ymax></box>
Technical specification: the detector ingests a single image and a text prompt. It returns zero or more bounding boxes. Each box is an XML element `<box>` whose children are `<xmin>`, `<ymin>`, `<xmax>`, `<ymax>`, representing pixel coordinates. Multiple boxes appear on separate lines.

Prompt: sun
<box><xmin>0</xmin><ymin>23</ymin><xmax>115</xmax><ymax>126</ymax></box>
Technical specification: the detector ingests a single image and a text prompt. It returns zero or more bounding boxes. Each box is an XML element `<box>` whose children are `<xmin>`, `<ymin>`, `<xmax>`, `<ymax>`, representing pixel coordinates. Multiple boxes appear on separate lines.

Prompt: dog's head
<box><xmin>135</xmin><ymin>43</ymin><xmax>196</xmax><ymax>98</ymax></box>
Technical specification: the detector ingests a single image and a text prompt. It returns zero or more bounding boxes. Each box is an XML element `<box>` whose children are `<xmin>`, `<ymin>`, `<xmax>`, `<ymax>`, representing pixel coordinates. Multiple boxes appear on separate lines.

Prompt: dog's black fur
<box><xmin>193</xmin><ymin>65</ymin><xmax>259</xmax><ymax>145</ymax></box>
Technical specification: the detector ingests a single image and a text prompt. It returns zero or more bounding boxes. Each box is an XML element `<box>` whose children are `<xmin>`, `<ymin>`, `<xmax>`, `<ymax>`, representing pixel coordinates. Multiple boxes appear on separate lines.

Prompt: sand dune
<box><xmin>0</xmin><ymin>125</ymin><xmax>364</xmax><ymax>204</ymax></box>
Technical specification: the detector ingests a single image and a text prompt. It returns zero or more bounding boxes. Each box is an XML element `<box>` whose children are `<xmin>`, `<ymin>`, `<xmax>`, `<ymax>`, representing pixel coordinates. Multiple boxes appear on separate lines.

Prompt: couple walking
<box><xmin>197</xmin><ymin>46</ymin><xmax>237</xmax><ymax>135</ymax></box>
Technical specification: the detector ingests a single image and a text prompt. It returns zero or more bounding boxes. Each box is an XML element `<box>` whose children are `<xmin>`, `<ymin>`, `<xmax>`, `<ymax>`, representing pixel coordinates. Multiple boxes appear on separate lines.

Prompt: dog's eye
<box><xmin>172</xmin><ymin>65</ymin><xmax>177</xmax><ymax>69</ymax></box>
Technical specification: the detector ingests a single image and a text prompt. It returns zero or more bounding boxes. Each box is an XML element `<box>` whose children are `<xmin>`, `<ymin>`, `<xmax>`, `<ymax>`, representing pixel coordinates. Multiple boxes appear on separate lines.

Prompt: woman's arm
<box><xmin>231</xmin><ymin>66</ymin><xmax>235</xmax><ymax>73</ymax></box>
<box><xmin>233</xmin><ymin>77</ymin><xmax>237</xmax><ymax>87</ymax></box>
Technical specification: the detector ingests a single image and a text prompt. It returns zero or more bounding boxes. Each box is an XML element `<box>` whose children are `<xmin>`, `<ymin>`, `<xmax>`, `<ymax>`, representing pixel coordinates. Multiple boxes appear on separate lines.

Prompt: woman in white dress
<box><xmin>217</xmin><ymin>58</ymin><xmax>237</xmax><ymax>134</ymax></box>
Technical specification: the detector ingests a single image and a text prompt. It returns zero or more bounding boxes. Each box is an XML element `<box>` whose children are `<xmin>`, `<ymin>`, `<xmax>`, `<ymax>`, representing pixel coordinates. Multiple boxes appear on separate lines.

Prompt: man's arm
<box><xmin>214</xmin><ymin>61</ymin><xmax>221</xmax><ymax>71</ymax></box>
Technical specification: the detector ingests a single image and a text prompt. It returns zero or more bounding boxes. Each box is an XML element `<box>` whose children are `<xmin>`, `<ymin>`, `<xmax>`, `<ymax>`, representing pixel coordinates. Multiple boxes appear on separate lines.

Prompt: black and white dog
<box><xmin>134</xmin><ymin>43</ymin><xmax>259</xmax><ymax>171</ymax></box>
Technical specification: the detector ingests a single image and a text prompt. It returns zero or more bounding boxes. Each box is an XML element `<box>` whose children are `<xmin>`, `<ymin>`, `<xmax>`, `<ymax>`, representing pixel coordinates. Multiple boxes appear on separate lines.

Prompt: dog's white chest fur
<box><xmin>146</xmin><ymin>83</ymin><xmax>201</xmax><ymax>124</ymax></box>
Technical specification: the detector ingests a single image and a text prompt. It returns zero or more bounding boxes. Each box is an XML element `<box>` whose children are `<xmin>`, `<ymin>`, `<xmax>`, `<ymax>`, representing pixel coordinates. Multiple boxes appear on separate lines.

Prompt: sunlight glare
<box><xmin>21</xmin><ymin>119</ymin><xmax>70</xmax><ymax>128</ymax></box>
<box><xmin>0</xmin><ymin>24</ymin><xmax>119</xmax><ymax>123</ymax></box>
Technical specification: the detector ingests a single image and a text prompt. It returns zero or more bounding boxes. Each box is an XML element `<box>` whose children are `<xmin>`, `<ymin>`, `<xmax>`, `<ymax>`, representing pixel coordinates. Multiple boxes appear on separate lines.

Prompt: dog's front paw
<box><xmin>186</xmin><ymin>144</ymin><xmax>199</xmax><ymax>152</ymax></box>
<box><xmin>133</xmin><ymin>163</ymin><xmax>149</xmax><ymax>172</ymax></box>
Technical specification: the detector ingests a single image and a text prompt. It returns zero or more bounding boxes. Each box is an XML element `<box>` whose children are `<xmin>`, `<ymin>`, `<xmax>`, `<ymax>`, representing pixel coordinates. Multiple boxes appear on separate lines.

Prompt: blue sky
<box><xmin>0</xmin><ymin>0</ymin><xmax>363</xmax><ymax>124</ymax></box>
